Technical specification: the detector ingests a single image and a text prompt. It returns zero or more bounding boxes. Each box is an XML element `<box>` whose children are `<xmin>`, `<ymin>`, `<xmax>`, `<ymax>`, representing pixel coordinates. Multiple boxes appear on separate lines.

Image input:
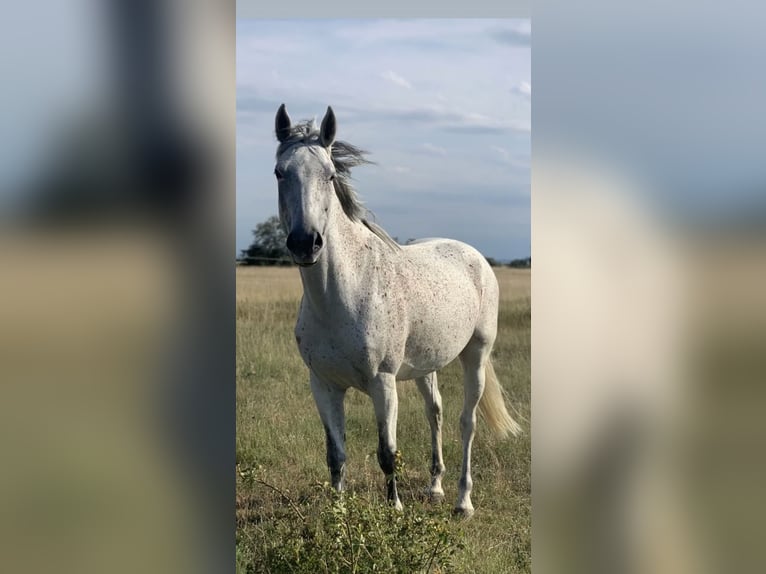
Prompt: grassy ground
<box><xmin>236</xmin><ymin>266</ymin><xmax>530</xmax><ymax>573</ymax></box>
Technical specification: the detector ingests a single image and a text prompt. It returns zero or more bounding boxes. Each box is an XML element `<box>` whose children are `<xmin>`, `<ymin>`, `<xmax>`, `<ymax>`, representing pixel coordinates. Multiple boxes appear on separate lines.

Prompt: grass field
<box><xmin>236</xmin><ymin>266</ymin><xmax>531</xmax><ymax>573</ymax></box>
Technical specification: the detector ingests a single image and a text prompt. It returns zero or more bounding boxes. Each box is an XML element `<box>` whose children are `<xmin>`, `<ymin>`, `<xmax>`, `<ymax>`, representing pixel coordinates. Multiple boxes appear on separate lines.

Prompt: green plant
<box><xmin>239</xmin><ymin>477</ymin><xmax>465</xmax><ymax>574</ymax></box>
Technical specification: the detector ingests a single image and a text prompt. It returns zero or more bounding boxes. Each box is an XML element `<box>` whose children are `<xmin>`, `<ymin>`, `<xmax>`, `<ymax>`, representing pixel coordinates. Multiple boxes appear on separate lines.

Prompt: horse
<box><xmin>273</xmin><ymin>103</ymin><xmax>521</xmax><ymax>517</ymax></box>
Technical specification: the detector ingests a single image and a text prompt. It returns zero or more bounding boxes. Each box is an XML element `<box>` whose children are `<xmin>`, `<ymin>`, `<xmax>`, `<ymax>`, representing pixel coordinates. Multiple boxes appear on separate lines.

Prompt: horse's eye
<box><xmin>274</xmin><ymin>167</ymin><xmax>284</xmax><ymax>180</ymax></box>
<box><xmin>329</xmin><ymin>173</ymin><xmax>336</xmax><ymax>181</ymax></box>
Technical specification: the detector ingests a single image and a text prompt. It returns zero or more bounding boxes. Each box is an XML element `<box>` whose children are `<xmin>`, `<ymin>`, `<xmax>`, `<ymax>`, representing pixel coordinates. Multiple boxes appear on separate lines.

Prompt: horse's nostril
<box><xmin>287</xmin><ymin>230</ymin><xmax>323</xmax><ymax>258</ymax></box>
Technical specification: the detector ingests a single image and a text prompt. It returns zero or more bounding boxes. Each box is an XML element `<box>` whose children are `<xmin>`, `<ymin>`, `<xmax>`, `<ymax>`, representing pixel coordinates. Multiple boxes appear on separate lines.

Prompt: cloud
<box><xmin>489</xmin><ymin>146</ymin><xmax>531</xmax><ymax>172</ymax></box>
<box><xmin>380</xmin><ymin>70</ymin><xmax>412</xmax><ymax>89</ymax></box>
<box><xmin>441</xmin><ymin>118</ymin><xmax>531</xmax><ymax>134</ymax></box>
<box><xmin>236</xmin><ymin>19</ymin><xmax>531</xmax><ymax>259</ymax></box>
<box><xmin>421</xmin><ymin>143</ymin><xmax>448</xmax><ymax>156</ymax></box>
<box><xmin>343</xmin><ymin>104</ymin><xmax>530</xmax><ymax>134</ymax></box>
<box><xmin>512</xmin><ymin>81</ymin><xmax>532</xmax><ymax>98</ymax></box>
<box><xmin>491</xmin><ymin>145</ymin><xmax>511</xmax><ymax>162</ymax></box>
<box><xmin>490</xmin><ymin>26</ymin><xmax>531</xmax><ymax>47</ymax></box>
<box><xmin>333</xmin><ymin>20</ymin><xmax>494</xmax><ymax>49</ymax></box>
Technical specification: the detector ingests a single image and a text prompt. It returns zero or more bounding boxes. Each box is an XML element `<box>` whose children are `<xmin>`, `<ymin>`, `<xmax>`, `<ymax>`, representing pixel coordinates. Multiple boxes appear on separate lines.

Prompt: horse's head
<box><xmin>274</xmin><ymin>104</ymin><xmax>337</xmax><ymax>267</ymax></box>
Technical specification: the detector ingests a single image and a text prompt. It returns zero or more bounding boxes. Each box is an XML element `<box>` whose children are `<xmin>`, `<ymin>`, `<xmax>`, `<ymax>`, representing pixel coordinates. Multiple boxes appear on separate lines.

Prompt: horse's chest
<box><xmin>295</xmin><ymin>309</ymin><xmax>399</xmax><ymax>389</ymax></box>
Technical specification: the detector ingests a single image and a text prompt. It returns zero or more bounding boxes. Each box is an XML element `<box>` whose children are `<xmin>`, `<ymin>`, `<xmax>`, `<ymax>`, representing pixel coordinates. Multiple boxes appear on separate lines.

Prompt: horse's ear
<box><xmin>275</xmin><ymin>103</ymin><xmax>291</xmax><ymax>142</ymax></box>
<box><xmin>320</xmin><ymin>106</ymin><xmax>336</xmax><ymax>148</ymax></box>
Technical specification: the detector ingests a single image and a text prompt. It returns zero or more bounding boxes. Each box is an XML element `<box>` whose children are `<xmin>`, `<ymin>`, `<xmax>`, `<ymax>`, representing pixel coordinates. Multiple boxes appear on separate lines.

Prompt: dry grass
<box><xmin>236</xmin><ymin>266</ymin><xmax>530</xmax><ymax>573</ymax></box>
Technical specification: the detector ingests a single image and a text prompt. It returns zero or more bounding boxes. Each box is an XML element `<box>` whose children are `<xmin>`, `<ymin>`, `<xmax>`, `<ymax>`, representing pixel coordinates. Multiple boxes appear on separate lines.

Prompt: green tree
<box><xmin>508</xmin><ymin>257</ymin><xmax>531</xmax><ymax>268</ymax></box>
<box><xmin>240</xmin><ymin>215</ymin><xmax>291</xmax><ymax>265</ymax></box>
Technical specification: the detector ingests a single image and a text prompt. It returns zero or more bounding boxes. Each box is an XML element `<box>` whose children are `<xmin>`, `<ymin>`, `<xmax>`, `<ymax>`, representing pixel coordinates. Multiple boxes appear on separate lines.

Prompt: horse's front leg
<box><xmin>370</xmin><ymin>374</ymin><xmax>403</xmax><ymax>510</ymax></box>
<box><xmin>310</xmin><ymin>373</ymin><xmax>347</xmax><ymax>491</ymax></box>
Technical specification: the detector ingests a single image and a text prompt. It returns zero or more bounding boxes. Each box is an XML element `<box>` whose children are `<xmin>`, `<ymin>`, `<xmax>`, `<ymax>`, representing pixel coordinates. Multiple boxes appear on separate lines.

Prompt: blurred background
<box><xmin>2</xmin><ymin>1</ymin><xmax>765</xmax><ymax>573</ymax></box>
<box><xmin>0</xmin><ymin>1</ymin><xmax>234</xmax><ymax>573</ymax></box>
<box><xmin>533</xmin><ymin>1</ymin><xmax>766</xmax><ymax>573</ymax></box>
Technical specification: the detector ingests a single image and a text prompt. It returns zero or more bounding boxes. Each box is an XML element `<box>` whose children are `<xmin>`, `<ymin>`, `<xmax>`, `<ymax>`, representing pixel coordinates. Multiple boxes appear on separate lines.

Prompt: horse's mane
<box><xmin>276</xmin><ymin>120</ymin><xmax>401</xmax><ymax>251</ymax></box>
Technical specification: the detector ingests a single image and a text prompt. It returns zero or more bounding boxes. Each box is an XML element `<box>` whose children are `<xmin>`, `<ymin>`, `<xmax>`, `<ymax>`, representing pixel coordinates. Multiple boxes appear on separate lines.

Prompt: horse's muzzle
<box><xmin>286</xmin><ymin>229</ymin><xmax>324</xmax><ymax>266</ymax></box>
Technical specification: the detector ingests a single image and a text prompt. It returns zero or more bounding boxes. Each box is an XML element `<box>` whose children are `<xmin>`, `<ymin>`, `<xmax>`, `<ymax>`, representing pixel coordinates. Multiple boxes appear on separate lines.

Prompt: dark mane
<box><xmin>276</xmin><ymin>120</ymin><xmax>400</xmax><ymax>251</ymax></box>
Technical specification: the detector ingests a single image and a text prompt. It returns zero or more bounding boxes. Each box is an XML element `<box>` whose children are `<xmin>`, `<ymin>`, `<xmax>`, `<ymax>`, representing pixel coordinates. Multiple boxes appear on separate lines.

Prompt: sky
<box><xmin>236</xmin><ymin>19</ymin><xmax>531</xmax><ymax>260</ymax></box>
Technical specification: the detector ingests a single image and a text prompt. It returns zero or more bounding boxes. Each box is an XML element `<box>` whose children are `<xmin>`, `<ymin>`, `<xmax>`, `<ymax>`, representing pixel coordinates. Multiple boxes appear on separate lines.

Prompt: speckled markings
<box><xmin>273</xmin><ymin>104</ymin><xmax>521</xmax><ymax>516</ymax></box>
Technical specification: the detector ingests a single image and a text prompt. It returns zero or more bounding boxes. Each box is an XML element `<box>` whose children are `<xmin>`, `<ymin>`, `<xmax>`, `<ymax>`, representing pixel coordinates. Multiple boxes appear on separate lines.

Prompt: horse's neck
<box><xmin>299</xmin><ymin>211</ymin><xmax>378</xmax><ymax>313</ymax></box>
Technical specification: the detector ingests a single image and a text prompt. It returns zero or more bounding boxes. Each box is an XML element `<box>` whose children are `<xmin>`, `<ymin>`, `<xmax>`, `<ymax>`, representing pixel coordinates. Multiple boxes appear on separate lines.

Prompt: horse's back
<box><xmin>402</xmin><ymin>238</ymin><xmax>497</xmax><ymax>295</ymax></box>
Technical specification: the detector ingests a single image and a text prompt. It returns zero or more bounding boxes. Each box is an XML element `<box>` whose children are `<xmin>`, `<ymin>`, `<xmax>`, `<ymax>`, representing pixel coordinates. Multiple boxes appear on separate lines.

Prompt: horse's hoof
<box><xmin>452</xmin><ymin>506</ymin><xmax>475</xmax><ymax>519</ymax></box>
<box><xmin>428</xmin><ymin>490</ymin><xmax>445</xmax><ymax>504</ymax></box>
<box><xmin>393</xmin><ymin>499</ymin><xmax>403</xmax><ymax>511</ymax></box>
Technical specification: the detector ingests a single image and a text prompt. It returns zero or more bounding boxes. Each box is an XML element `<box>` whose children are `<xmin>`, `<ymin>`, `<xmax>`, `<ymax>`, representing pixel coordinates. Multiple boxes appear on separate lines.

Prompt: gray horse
<box><xmin>274</xmin><ymin>104</ymin><xmax>521</xmax><ymax>517</ymax></box>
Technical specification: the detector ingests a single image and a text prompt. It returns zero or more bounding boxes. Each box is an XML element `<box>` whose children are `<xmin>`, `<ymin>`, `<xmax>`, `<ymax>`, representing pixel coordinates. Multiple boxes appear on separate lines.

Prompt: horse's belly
<box><xmin>395</xmin><ymin>363</ymin><xmax>439</xmax><ymax>381</ymax></box>
<box><xmin>399</xmin><ymin>289</ymin><xmax>480</xmax><ymax>376</ymax></box>
<box><xmin>401</xmin><ymin>321</ymin><xmax>475</xmax><ymax>378</ymax></box>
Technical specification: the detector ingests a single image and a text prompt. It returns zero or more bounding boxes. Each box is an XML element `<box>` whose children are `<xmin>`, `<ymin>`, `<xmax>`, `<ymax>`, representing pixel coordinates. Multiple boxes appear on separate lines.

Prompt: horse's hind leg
<box><xmin>310</xmin><ymin>372</ymin><xmax>347</xmax><ymax>491</ymax></box>
<box><xmin>370</xmin><ymin>374</ymin><xmax>403</xmax><ymax>510</ymax></box>
<box><xmin>455</xmin><ymin>338</ymin><xmax>491</xmax><ymax>517</ymax></box>
<box><xmin>415</xmin><ymin>372</ymin><xmax>446</xmax><ymax>502</ymax></box>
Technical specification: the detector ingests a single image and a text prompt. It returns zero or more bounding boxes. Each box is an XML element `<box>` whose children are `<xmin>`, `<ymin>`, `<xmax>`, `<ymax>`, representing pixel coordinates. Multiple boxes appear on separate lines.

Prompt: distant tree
<box><xmin>508</xmin><ymin>257</ymin><xmax>531</xmax><ymax>268</ymax></box>
<box><xmin>485</xmin><ymin>256</ymin><xmax>500</xmax><ymax>267</ymax></box>
<box><xmin>239</xmin><ymin>215</ymin><xmax>292</xmax><ymax>265</ymax></box>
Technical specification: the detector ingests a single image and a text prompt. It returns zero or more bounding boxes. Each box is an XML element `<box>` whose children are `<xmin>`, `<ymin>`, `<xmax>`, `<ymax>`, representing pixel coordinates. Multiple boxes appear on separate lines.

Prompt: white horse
<box><xmin>273</xmin><ymin>104</ymin><xmax>521</xmax><ymax>517</ymax></box>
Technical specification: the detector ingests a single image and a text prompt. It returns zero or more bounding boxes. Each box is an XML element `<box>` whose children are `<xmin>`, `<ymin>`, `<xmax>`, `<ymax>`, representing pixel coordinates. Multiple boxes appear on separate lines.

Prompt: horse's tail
<box><xmin>479</xmin><ymin>358</ymin><xmax>523</xmax><ymax>438</ymax></box>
